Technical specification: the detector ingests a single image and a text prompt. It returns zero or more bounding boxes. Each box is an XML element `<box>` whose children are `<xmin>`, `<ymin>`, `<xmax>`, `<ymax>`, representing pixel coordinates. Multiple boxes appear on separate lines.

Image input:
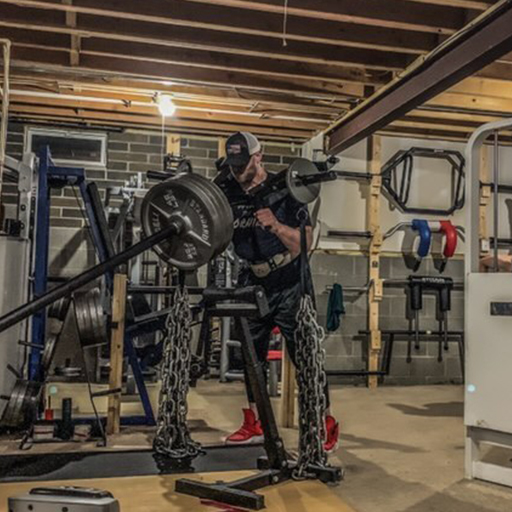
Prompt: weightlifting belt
<box><xmin>250</xmin><ymin>251</ymin><xmax>293</xmax><ymax>278</ymax></box>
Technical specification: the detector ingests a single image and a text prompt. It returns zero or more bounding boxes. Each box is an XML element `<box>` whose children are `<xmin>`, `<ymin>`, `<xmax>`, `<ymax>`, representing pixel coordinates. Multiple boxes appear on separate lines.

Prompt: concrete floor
<box><xmin>3</xmin><ymin>382</ymin><xmax>512</xmax><ymax>511</ymax></box>
<box><xmin>190</xmin><ymin>381</ymin><xmax>512</xmax><ymax>512</ymax></box>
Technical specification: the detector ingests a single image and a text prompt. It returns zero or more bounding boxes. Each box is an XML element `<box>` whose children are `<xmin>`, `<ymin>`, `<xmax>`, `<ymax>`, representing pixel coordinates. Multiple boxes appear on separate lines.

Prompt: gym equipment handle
<box><xmin>411</xmin><ymin>219</ymin><xmax>431</xmax><ymax>258</ymax></box>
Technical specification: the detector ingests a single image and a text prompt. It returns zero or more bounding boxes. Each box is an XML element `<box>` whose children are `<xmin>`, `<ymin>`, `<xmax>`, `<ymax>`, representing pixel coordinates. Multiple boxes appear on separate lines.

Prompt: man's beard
<box><xmin>235</xmin><ymin>165</ymin><xmax>257</xmax><ymax>186</ymax></box>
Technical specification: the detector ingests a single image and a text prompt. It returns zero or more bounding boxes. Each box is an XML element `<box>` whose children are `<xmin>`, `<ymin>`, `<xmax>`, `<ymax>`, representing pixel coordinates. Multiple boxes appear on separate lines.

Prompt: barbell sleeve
<box><xmin>0</xmin><ymin>222</ymin><xmax>181</xmax><ymax>336</ymax></box>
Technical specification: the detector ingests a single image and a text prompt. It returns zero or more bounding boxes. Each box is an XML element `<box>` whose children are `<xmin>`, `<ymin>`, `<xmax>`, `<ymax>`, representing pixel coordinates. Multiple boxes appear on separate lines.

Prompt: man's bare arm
<box><xmin>254</xmin><ymin>208</ymin><xmax>313</xmax><ymax>258</ymax></box>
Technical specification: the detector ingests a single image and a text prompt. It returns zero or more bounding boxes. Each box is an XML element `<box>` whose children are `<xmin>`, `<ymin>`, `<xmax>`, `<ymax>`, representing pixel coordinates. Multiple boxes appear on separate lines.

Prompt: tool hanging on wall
<box><xmin>381</xmin><ymin>147</ymin><xmax>465</xmax><ymax>215</ymax></box>
<box><xmin>384</xmin><ymin>220</ymin><xmax>461</xmax><ymax>272</ymax></box>
<box><xmin>406</xmin><ymin>276</ymin><xmax>453</xmax><ymax>362</ymax></box>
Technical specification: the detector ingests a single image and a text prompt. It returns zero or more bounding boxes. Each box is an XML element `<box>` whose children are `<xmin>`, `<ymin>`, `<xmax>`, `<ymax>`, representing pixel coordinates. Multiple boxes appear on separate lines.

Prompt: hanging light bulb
<box><xmin>157</xmin><ymin>94</ymin><xmax>176</xmax><ymax>117</ymax></box>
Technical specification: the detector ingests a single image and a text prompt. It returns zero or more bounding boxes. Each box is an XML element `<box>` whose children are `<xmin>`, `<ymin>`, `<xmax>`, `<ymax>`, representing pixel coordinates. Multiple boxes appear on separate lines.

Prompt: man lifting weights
<box><xmin>215</xmin><ymin>132</ymin><xmax>339</xmax><ymax>452</ymax></box>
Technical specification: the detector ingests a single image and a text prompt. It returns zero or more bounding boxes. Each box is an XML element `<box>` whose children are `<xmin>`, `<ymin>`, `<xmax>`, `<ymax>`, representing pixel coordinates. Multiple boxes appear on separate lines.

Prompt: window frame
<box><xmin>26</xmin><ymin>127</ymin><xmax>108</xmax><ymax>168</ymax></box>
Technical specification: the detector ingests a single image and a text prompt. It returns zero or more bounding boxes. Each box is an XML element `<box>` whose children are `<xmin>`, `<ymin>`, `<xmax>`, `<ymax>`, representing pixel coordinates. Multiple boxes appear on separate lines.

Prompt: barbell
<box><xmin>0</xmin><ymin>173</ymin><xmax>233</xmax><ymax>336</ymax></box>
<box><xmin>239</xmin><ymin>157</ymin><xmax>337</xmax><ymax>208</ymax></box>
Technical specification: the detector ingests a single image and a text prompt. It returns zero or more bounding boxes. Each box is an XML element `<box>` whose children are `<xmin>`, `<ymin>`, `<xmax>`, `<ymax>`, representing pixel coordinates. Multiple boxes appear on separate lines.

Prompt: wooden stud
<box><xmin>366</xmin><ymin>135</ymin><xmax>382</xmax><ymax>389</ymax></box>
<box><xmin>218</xmin><ymin>136</ymin><xmax>226</xmax><ymax>158</ymax></box>
<box><xmin>280</xmin><ymin>344</ymin><xmax>296</xmax><ymax>428</ymax></box>
<box><xmin>107</xmin><ymin>273</ymin><xmax>128</xmax><ymax>436</ymax></box>
<box><xmin>166</xmin><ymin>134</ymin><xmax>181</xmax><ymax>155</ymax></box>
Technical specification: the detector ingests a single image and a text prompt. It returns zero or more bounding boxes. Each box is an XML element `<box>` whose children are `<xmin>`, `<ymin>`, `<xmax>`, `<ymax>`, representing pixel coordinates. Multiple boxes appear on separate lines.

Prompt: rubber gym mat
<box><xmin>0</xmin><ymin>445</ymin><xmax>266</xmax><ymax>483</ymax></box>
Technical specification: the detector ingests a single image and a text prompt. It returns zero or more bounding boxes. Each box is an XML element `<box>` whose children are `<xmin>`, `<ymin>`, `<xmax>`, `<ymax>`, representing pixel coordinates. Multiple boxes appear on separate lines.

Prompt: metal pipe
<box><xmin>326</xmin><ymin>370</ymin><xmax>386</xmax><ymax>376</ymax></box>
<box><xmin>334</xmin><ymin>170</ymin><xmax>373</xmax><ymax>181</ymax></box>
<box><xmin>0</xmin><ymin>223</ymin><xmax>180</xmax><ymax>335</ymax></box>
<box><xmin>493</xmin><ymin>130</ymin><xmax>500</xmax><ymax>272</ymax></box>
<box><xmin>325</xmin><ymin>279</ymin><xmax>464</xmax><ymax>292</ymax></box>
<box><xmin>0</xmin><ymin>39</ymin><xmax>11</xmax><ymax>209</ymax></box>
<box><xmin>128</xmin><ymin>285</ymin><xmax>204</xmax><ymax>295</ymax></box>
<box><xmin>358</xmin><ymin>329</ymin><xmax>463</xmax><ymax>337</ymax></box>
<box><xmin>326</xmin><ymin>230</ymin><xmax>373</xmax><ymax>239</ymax></box>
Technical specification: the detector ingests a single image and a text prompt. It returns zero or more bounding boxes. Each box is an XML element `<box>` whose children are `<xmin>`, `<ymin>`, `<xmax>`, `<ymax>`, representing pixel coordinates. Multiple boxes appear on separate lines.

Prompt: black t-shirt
<box><xmin>216</xmin><ymin>171</ymin><xmax>311</xmax><ymax>291</ymax></box>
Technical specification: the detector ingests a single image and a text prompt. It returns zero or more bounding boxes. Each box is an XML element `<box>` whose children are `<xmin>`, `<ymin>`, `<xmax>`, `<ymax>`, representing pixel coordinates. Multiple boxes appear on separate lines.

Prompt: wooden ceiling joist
<box><xmin>9</xmin><ymin>94</ymin><xmax>329</xmax><ymax>130</ymax></box>
<box><xmin>0</xmin><ymin>0</ymin><xmax>474</xmax><ymax>35</ymax></box>
<box><xmin>166</xmin><ymin>0</ymin><xmax>473</xmax><ymax>33</ymax></box>
<box><xmin>0</xmin><ymin>0</ymin><xmax>509</xmax><ymax>144</ymax></box>
<box><xmin>8</xmin><ymin>104</ymin><xmax>313</xmax><ymax>139</ymax></box>
<box><xmin>0</xmin><ymin>3</ymin><xmax>438</xmax><ymax>56</ymax></box>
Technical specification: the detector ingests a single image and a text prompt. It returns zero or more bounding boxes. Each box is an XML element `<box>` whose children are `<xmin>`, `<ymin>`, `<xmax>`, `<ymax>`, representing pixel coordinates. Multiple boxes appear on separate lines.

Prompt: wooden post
<box><xmin>218</xmin><ymin>137</ymin><xmax>226</xmax><ymax>158</ymax></box>
<box><xmin>166</xmin><ymin>135</ymin><xmax>181</xmax><ymax>155</ymax></box>
<box><xmin>366</xmin><ymin>136</ymin><xmax>383</xmax><ymax>389</ymax></box>
<box><xmin>107</xmin><ymin>273</ymin><xmax>128</xmax><ymax>435</ymax></box>
<box><xmin>479</xmin><ymin>145</ymin><xmax>491</xmax><ymax>254</ymax></box>
<box><xmin>280</xmin><ymin>344</ymin><xmax>296</xmax><ymax>428</ymax></box>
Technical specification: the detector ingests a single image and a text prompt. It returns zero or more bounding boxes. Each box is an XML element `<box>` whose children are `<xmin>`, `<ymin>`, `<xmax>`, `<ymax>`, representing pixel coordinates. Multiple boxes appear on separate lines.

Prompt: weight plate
<box><xmin>74</xmin><ymin>292</ymin><xmax>89</xmax><ymax>346</ymax></box>
<box><xmin>141</xmin><ymin>173</ymin><xmax>233</xmax><ymax>270</ymax></box>
<box><xmin>41</xmin><ymin>334</ymin><xmax>59</xmax><ymax>373</ymax></box>
<box><xmin>48</xmin><ymin>297</ymin><xmax>71</xmax><ymax>321</ymax></box>
<box><xmin>286</xmin><ymin>158</ymin><xmax>321</xmax><ymax>204</ymax></box>
<box><xmin>184</xmin><ymin>173</ymin><xmax>233</xmax><ymax>256</ymax></box>
<box><xmin>1</xmin><ymin>379</ymin><xmax>42</xmax><ymax>429</ymax></box>
<box><xmin>159</xmin><ymin>173</ymin><xmax>233</xmax><ymax>264</ymax></box>
<box><xmin>88</xmin><ymin>289</ymin><xmax>107</xmax><ymax>346</ymax></box>
<box><xmin>54</xmin><ymin>366</ymin><xmax>82</xmax><ymax>378</ymax></box>
<box><xmin>189</xmin><ymin>173</ymin><xmax>234</xmax><ymax>256</ymax></box>
<box><xmin>74</xmin><ymin>288</ymin><xmax>107</xmax><ymax>348</ymax></box>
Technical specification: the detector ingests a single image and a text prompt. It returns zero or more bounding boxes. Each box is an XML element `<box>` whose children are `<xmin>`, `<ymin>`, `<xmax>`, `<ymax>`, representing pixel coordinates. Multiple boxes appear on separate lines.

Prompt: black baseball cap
<box><xmin>222</xmin><ymin>132</ymin><xmax>262</xmax><ymax>168</ymax></box>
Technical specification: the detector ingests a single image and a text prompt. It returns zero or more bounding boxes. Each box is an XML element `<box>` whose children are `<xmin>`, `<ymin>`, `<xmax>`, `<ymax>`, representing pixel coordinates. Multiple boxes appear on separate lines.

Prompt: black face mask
<box><xmin>230</xmin><ymin>163</ymin><xmax>248</xmax><ymax>176</ymax></box>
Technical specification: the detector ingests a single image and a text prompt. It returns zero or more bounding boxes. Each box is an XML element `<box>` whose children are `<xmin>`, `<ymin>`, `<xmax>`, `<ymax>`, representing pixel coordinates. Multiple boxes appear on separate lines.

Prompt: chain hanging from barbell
<box><xmin>153</xmin><ymin>286</ymin><xmax>201</xmax><ymax>458</ymax></box>
<box><xmin>293</xmin><ymin>293</ymin><xmax>330</xmax><ymax>480</ymax></box>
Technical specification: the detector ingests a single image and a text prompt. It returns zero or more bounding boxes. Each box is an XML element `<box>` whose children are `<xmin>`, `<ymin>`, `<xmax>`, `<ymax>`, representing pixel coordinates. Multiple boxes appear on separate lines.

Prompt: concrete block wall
<box><xmin>312</xmin><ymin>252</ymin><xmax>464</xmax><ymax>385</ymax></box>
<box><xmin>4</xmin><ymin>122</ymin><xmax>464</xmax><ymax>386</ymax></box>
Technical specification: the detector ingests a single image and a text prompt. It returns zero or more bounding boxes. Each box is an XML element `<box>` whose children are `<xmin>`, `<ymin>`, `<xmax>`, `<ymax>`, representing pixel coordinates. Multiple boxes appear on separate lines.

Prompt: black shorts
<box><xmin>242</xmin><ymin>280</ymin><xmax>330</xmax><ymax>408</ymax></box>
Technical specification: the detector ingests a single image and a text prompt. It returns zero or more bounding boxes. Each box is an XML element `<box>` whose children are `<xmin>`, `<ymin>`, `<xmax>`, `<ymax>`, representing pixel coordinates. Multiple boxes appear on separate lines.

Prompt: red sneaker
<box><xmin>225</xmin><ymin>409</ymin><xmax>264</xmax><ymax>445</ymax></box>
<box><xmin>324</xmin><ymin>415</ymin><xmax>339</xmax><ymax>453</ymax></box>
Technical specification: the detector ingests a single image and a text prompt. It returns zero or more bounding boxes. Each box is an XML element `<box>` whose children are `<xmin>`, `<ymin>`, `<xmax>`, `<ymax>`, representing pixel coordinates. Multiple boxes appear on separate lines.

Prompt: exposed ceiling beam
<box><xmin>401</xmin><ymin>0</ymin><xmax>494</xmax><ymax>8</ymax></box>
<box><xmin>176</xmin><ymin>0</ymin><xmax>473</xmax><ymax>33</ymax></box>
<box><xmin>0</xmin><ymin>25</ymin><xmax>389</xmax><ymax>84</ymax></box>
<box><xmin>0</xmin><ymin>3</ymin><xmax>439</xmax><ymax>56</ymax></box>
<box><xmin>0</xmin><ymin>18</ymin><xmax>405</xmax><ymax>76</ymax></box>
<box><xmin>476</xmin><ymin>60</ymin><xmax>512</xmax><ymax>81</ymax></box>
<box><xmin>9</xmin><ymin>88</ymin><xmax>340</xmax><ymax>121</ymax></box>
<box><xmin>10</xmin><ymin>47</ymin><xmax>364</xmax><ymax>99</ymax></box>
<box><xmin>426</xmin><ymin>90</ymin><xmax>512</xmax><ymax>114</ymax></box>
<box><xmin>9</xmin><ymin>93</ymin><xmax>329</xmax><ymax>129</ymax></box>
<box><xmin>11</xmin><ymin>115</ymin><xmax>307</xmax><ymax>142</ymax></box>
<box><xmin>7</xmin><ymin>104</ymin><xmax>313</xmax><ymax>139</ymax></box>
<box><xmin>325</xmin><ymin>0</ymin><xmax>512</xmax><ymax>154</ymax></box>
<box><xmin>7</xmin><ymin>68</ymin><xmax>355</xmax><ymax>113</ymax></box>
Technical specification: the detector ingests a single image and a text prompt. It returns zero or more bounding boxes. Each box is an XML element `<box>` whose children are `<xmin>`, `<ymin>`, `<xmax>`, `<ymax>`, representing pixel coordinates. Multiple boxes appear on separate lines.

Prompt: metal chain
<box><xmin>153</xmin><ymin>286</ymin><xmax>201</xmax><ymax>458</ymax></box>
<box><xmin>293</xmin><ymin>293</ymin><xmax>330</xmax><ymax>479</ymax></box>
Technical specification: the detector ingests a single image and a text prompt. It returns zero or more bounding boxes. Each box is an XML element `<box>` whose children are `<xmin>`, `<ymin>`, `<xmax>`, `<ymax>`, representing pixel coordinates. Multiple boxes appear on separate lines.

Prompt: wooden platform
<box><xmin>0</xmin><ymin>472</ymin><xmax>354</xmax><ymax>512</ymax></box>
